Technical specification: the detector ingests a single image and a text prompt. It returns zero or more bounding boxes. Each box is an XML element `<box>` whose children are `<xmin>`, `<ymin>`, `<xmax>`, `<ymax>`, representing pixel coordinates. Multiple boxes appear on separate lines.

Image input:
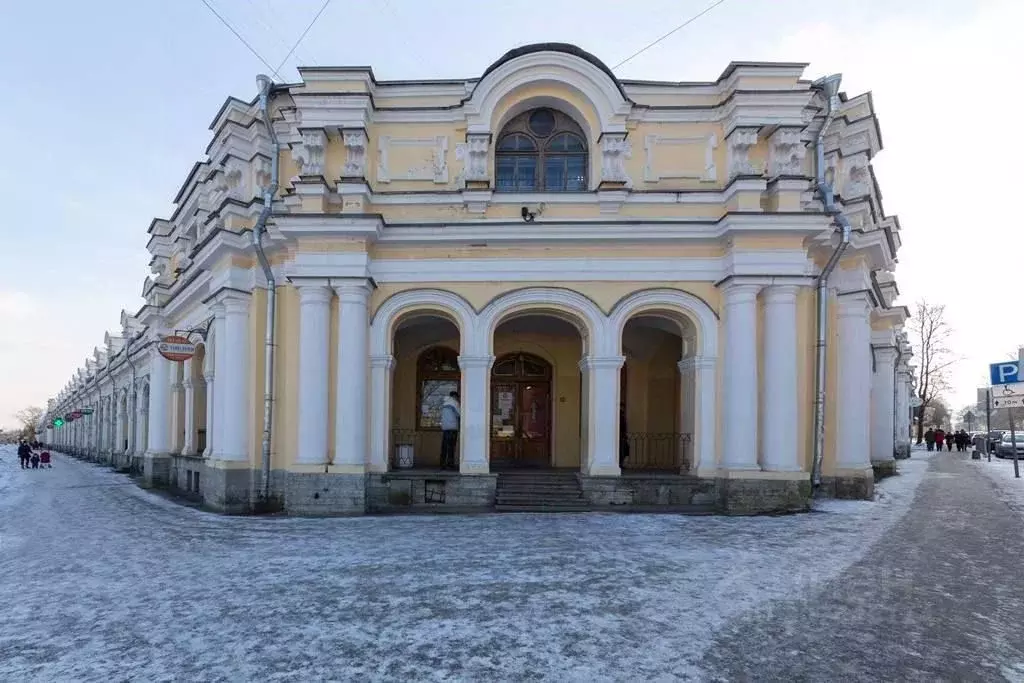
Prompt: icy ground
<box><xmin>974</xmin><ymin>452</ymin><xmax>1024</xmax><ymax>518</ymax></box>
<box><xmin>0</xmin><ymin>446</ymin><xmax>936</xmax><ymax>681</ymax></box>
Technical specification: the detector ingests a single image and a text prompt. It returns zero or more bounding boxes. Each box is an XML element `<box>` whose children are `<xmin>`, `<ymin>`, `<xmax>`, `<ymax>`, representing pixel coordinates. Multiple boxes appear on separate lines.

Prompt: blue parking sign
<box><xmin>990</xmin><ymin>361</ymin><xmax>1021</xmax><ymax>385</ymax></box>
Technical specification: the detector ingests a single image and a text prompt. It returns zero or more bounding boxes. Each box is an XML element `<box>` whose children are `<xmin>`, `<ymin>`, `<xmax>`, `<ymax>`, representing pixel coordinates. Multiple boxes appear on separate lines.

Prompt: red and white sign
<box><xmin>157</xmin><ymin>335</ymin><xmax>197</xmax><ymax>362</ymax></box>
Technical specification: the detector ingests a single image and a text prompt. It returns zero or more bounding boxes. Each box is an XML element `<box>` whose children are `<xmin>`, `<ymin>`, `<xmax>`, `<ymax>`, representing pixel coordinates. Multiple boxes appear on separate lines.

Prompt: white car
<box><xmin>996</xmin><ymin>433</ymin><xmax>1024</xmax><ymax>458</ymax></box>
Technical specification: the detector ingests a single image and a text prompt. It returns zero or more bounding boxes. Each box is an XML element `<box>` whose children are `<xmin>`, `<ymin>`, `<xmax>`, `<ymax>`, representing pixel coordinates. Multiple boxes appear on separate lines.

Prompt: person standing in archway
<box><xmin>440</xmin><ymin>391</ymin><xmax>461</xmax><ymax>471</ymax></box>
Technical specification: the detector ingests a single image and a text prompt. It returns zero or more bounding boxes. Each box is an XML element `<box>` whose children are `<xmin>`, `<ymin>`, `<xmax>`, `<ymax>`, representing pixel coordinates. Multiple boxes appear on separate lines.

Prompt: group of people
<box><xmin>16</xmin><ymin>440</ymin><xmax>51</xmax><ymax>469</ymax></box>
<box><xmin>923</xmin><ymin>428</ymin><xmax>973</xmax><ymax>452</ymax></box>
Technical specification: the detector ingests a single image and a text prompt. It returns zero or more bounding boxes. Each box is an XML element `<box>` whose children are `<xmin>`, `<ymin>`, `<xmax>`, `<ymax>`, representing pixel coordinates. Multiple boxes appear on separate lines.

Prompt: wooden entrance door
<box><xmin>490</xmin><ymin>353</ymin><xmax>552</xmax><ymax>469</ymax></box>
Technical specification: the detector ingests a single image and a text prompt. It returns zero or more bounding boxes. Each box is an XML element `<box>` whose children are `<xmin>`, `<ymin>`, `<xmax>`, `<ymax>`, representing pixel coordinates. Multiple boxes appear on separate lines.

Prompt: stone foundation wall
<box><xmin>282</xmin><ymin>472</ymin><xmax>367</xmax><ymax>515</ymax></box>
<box><xmin>580</xmin><ymin>475</ymin><xmax>720</xmax><ymax>510</ymax></box>
<box><xmin>168</xmin><ymin>455</ymin><xmax>206</xmax><ymax>502</ymax></box>
<box><xmin>142</xmin><ymin>453</ymin><xmax>170</xmax><ymax>488</ymax></box>
<box><xmin>716</xmin><ymin>478</ymin><xmax>812</xmax><ymax>515</ymax></box>
<box><xmin>366</xmin><ymin>473</ymin><xmax>497</xmax><ymax>513</ymax></box>
<box><xmin>202</xmin><ymin>467</ymin><xmax>253</xmax><ymax>514</ymax></box>
<box><xmin>818</xmin><ymin>474</ymin><xmax>875</xmax><ymax>500</ymax></box>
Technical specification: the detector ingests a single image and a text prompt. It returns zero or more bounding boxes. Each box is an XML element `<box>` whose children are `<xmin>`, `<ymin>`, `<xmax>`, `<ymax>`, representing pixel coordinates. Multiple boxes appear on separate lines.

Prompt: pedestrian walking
<box><xmin>439</xmin><ymin>391</ymin><xmax>461</xmax><ymax>470</ymax></box>
<box><xmin>934</xmin><ymin>428</ymin><xmax>945</xmax><ymax>453</ymax></box>
<box><xmin>924</xmin><ymin>428</ymin><xmax>936</xmax><ymax>452</ymax></box>
<box><xmin>954</xmin><ymin>431</ymin><xmax>964</xmax><ymax>452</ymax></box>
<box><xmin>945</xmin><ymin>430</ymin><xmax>954</xmax><ymax>452</ymax></box>
<box><xmin>30</xmin><ymin>451</ymin><xmax>40</xmax><ymax>469</ymax></box>
<box><xmin>17</xmin><ymin>440</ymin><xmax>31</xmax><ymax>469</ymax></box>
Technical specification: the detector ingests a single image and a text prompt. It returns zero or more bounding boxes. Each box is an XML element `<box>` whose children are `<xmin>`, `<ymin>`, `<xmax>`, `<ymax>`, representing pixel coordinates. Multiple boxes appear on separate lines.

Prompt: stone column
<box><xmin>218</xmin><ymin>295</ymin><xmax>251</xmax><ymax>462</ymax></box>
<box><xmin>135</xmin><ymin>387</ymin><xmax>147</xmax><ymax>455</ymax></box>
<box><xmin>182</xmin><ymin>360</ymin><xmax>195</xmax><ymax>455</ymax></box>
<box><xmin>896</xmin><ymin>368</ymin><xmax>910</xmax><ymax>454</ymax></box>
<box><xmin>721</xmin><ymin>282</ymin><xmax>761</xmax><ymax>470</ymax></box>
<box><xmin>333</xmin><ymin>281</ymin><xmax>370</xmax><ymax>469</ymax></box>
<box><xmin>169</xmin><ymin>363</ymin><xmax>184</xmax><ymax>454</ymax></box>
<box><xmin>369</xmin><ymin>355</ymin><xmax>395</xmax><ymax>472</ymax></box>
<box><xmin>127</xmin><ymin>389</ymin><xmax>137</xmax><ymax>455</ymax></box>
<box><xmin>210</xmin><ymin>304</ymin><xmax>226</xmax><ymax>459</ymax></box>
<box><xmin>114</xmin><ymin>395</ymin><xmax>124</xmax><ymax>457</ymax></box>
<box><xmin>145</xmin><ymin>347</ymin><xmax>171</xmax><ymax>487</ymax></box>
<box><xmin>761</xmin><ymin>285</ymin><xmax>801</xmax><ymax>471</ymax></box>
<box><xmin>871</xmin><ymin>343</ymin><xmax>898</xmax><ymax>471</ymax></box>
<box><xmin>836</xmin><ymin>293</ymin><xmax>874</xmax><ymax>472</ymax></box>
<box><xmin>580</xmin><ymin>356</ymin><xmax>624</xmax><ymax>477</ymax></box>
<box><xmin>147</xmin><ymin>354</ymin><xmax>170</xmax><ymax>455</ymax></box>
<box><xmin>458</xmin><ymin>355</ymin><xmax>494</xmax><ymax>474</ymax></box>
<box><xmin>202</xmin><ymin>367</ymin><xmax>215</xmax><ymax>456</ymax></box>
<box><xmin>296</xmin><ymin>284</ymin><xmax>332</xmax><ymax>466</ymax></box>
<box><xmin>678</xmin><ymin>355</ymin><xmax>717</xmax><ymax>474</ymax></box>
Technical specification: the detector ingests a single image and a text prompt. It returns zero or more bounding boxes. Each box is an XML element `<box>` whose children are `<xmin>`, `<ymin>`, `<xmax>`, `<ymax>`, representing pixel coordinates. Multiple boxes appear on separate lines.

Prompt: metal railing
<box><xmin>620</xmin><ymin>432</ymin><xmax>692</xmax><ymax>472</ymax></box>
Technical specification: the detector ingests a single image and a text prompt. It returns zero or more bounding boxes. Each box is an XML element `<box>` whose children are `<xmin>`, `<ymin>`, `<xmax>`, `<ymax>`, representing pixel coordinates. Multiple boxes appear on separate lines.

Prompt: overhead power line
<box><xmin>243</xmin><ymin>0</ymin><xmax>317</xmax><ymax>67</ymax></box>
<box><xmin>612</xmin><ymin>0</ymin><xmax>730</xmax><ymax>71</ymax></box>
<box><xmin>274</xmin><ymin>0</ymin><xmax>333</xmax><ymax>75</ymax></box>
<box><xmin>198</xmin><ymin>0</ymin><xmax>283</xmax><ymax>81</ymax></box>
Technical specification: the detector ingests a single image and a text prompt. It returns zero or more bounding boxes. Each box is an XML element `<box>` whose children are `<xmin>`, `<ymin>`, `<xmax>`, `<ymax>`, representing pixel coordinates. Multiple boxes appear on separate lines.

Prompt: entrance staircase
<box><xmin>494</xmin><ymin>471</ymin><xmax>588</xmax><ymax>512</ymax></box>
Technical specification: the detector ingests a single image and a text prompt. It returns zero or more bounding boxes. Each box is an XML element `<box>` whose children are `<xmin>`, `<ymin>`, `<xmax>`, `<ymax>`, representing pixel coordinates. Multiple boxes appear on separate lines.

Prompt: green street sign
<box><xmin>52</xmin><ymin>418</ymin><xmax>65</xmax><ymax>428</ymax></box>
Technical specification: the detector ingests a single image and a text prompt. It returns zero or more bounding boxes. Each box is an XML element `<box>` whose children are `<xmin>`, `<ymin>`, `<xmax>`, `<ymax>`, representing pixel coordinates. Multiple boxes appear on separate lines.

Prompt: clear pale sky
<box><xmin>0</xmin><ymin>0</ymin><xmax>1018</xmax><ymax>429</ymax></box>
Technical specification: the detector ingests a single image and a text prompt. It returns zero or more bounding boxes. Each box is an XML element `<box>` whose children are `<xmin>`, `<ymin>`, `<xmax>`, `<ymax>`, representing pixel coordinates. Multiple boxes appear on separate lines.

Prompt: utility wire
<box><xmin>198</xmin><ymin>0</ymin><xmax>283</xmax><ymax>81</ymax></box>
<box><xmin>612</xmin><ymin>0</ymin><xmax>730</xmax><ymax>71</ymax></box>
<box><xmin>243</xmin><ymin>0</ymin><xmax>317</xmax><ymax>67</ymax></box>
<box><xmin>274</xmin><ymin>0</ymin><xmax>332</xmax><ymax>75</ymax></box>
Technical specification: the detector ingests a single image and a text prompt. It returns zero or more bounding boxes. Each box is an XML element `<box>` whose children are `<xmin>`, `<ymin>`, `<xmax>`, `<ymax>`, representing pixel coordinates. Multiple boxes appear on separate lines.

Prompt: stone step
<box><xmin>495</xmin><ymin>504</ymin><xmax>593</xmax><ymax>513</ymax></box>
<box><xmin>496</xmin><ymin>494</ymin><xmax>585</xmax><ymax>504</ymax></box>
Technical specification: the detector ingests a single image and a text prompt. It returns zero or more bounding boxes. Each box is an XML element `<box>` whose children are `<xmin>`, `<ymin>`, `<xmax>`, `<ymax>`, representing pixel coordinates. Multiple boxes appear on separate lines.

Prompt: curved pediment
<box><xmin>465</xmin><ymin>42</ymin><xmax>632</xmax><ymax>136</ymax></box>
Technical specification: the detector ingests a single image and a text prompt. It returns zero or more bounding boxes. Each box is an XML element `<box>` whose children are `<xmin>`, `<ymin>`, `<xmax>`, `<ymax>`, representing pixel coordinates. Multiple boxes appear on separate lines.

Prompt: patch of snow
<box><xmin>973</xmin><ymin>454</ymin><xmax>1024</xmax><ymax>518</ymax></box>
<box><xmin>0</xmin><ymin>445</ymin><xmax>934</xmax><ymax>681</ymax></box>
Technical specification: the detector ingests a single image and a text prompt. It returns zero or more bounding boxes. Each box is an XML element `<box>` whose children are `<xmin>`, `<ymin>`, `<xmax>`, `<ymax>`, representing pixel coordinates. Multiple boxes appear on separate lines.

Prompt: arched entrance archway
<box><xmin>490</xmin><ymin>352</ymin><xmax>553</xmax><ymax>469</ymax></box>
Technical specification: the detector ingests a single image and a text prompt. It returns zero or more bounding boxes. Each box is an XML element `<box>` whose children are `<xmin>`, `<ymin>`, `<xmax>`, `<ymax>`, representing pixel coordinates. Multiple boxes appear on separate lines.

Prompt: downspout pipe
<box><xmin>810</xmin><ymin>73</ymin><xmax>852</xmax><ymax>488</ymax></box>
<box><xmin>254</xmin><ymin>73</ymin><xmax>280</xmax><ymax>504</ymax></box>
<box><xmin>892</xmin><ymin>343</ymin><xmax>902</xmax><ymax>458</ymax></box>
<box><xmin>124</xmin><ymin>336</ymin><xmax>138</xmax><ymax>468</ymax></box>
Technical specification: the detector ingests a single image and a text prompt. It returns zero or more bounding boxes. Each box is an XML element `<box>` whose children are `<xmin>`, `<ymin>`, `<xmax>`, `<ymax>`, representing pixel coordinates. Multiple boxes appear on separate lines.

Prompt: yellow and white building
<box><xmin>45</xmin><ymin>43</ymin><xmax>915</xmax><ymax>515</ymax></box>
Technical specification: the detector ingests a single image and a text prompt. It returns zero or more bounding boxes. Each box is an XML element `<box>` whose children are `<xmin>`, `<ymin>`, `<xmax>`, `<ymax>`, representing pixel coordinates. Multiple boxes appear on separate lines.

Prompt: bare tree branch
<box><xmin>910</xmin><ymin>299</ymin><xmax>959</xmax><ymax>441</ymax></box>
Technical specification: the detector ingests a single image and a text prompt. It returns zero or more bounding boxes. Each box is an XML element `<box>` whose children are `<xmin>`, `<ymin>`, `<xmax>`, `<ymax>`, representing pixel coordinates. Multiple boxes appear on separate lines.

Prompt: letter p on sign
<box><xmin>991</xmin><ymin>361</ymin><xmax>1021</xmax><ymax>385</ymax></box>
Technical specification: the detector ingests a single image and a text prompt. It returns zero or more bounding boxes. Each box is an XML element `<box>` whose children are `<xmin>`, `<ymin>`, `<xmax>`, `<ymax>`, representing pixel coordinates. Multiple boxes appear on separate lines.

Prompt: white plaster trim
<box><xmin>369</xmin><ymin>289</ymin><xmax>476</xmax><ymax>358</ymax></box>
<box><xmin>608</xmin><ymin>289</ymin><xmax>719</xmax><ymax>358</ymax></box>
<box><xmin>644</xmin><ymin>134</ymin><xmax>718</xmax><ymax>182</ymax></box>
<box><xmin>476</xmin><ymin>287</ymin><xmax>606</xmax><ymax>356</ymax></box>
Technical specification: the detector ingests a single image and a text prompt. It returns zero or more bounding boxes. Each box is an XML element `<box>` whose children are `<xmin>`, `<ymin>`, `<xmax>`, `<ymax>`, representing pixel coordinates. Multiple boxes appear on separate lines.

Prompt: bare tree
<box><xmin>910</xmin><ymin>300</ymin><xmax>957</xmax><ymax>442</ymax></box>
<box><xmin>14</xmin><ymin>406</ymin><xmax>44</xmax><ymax>439</ymax></box>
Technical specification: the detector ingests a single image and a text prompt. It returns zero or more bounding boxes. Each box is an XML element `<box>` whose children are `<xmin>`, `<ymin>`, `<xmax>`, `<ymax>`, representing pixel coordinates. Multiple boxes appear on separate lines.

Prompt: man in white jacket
<box><xmin>440</xmin><ymin>391</ymin><xmax>461</xmax><ymax>470</ymax></box>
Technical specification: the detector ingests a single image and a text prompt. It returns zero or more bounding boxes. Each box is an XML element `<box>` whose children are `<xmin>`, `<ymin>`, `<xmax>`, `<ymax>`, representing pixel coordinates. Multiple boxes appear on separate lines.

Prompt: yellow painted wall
<box><xmin>272</xmin><ymin>285</ymin><xmax>300</xmax><ymax>468</ymax></box>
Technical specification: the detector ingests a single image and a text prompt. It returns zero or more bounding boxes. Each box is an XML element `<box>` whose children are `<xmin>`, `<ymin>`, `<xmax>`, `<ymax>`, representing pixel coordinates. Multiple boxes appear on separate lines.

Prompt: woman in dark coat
<box><xmin>945</xmin><ymin>430</ymin><xmax>955</xmax><ymax>451</ymax></box>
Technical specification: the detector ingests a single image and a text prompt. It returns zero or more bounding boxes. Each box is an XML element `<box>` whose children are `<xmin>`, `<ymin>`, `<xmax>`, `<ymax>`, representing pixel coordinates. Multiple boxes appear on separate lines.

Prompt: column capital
<box><xmin>763</xmin><ymin>284</ymin><xmax>801</xmax><ymax>303</ymax></box>
<box><xmin>872</xmin><ymin>345</ymin><xmax>899</xmax><ymax>366</ymax></box>
<box><xmin>370</xmin><ymin>354</ymin><xmax>396</xmax><ymax>370</ymax></box>
<box><xmin>837</xmin><ymin>291</ymin><xmax>872</xmax><ymax>318</ymax></box>
<box><xmin>458</xmin><ymin>354</ymin><xmax>494</xmax><ymax>370</ymax></box>
<box><xmin>181</xmin><ymin>379</ymin><xmax>194</xmax><ymax>390</ymax></box>
<box><xmin>296</xmin><ymin>283</ymin><xmax>333</xmax><ymax>305</ymax></box>
<box><xmin>720</xmin><ymin>281</ymin><xmax>762</xmax><ymax>303</ymax></box>
<box><xmin>333</xmin><ymin>279</ymin><xmax>372</xmax><ymax>304</ymax></box>
<box><xmin>678</xmin><ymin>355</ymin><xmax>716</xmax><ymax>372</ymax></box>
<box><xmin>203</xmin><ymin>368</ymin><xmax>215</xmax><ymax>382</ymax></box>
<box><xmin>579</xmin><ymin>355</ymin><xmax>625</xmax><ymax>371</ymax></box>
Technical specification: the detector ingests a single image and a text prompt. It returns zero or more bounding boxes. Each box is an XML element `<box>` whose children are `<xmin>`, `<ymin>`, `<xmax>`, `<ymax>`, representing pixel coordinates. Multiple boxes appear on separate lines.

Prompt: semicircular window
<box><xmin>495</xmin><ymin>108</ymin><xmax>588</xmax><ymax>192</ymax></box>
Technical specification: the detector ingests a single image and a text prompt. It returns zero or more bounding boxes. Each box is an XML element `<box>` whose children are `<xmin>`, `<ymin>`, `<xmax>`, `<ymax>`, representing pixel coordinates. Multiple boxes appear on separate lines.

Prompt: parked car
<box><xmin>996</xmin><ymin>433</ymin><xmax>1024</xmax><ymax>458</ymax></box>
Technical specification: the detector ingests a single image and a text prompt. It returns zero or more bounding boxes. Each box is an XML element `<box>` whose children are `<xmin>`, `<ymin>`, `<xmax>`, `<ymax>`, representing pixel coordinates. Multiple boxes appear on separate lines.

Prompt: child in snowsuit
<box><xmin>30</xmin><ymin>452</ymin><xmax>40</xmax><ymax>469</ymax></box>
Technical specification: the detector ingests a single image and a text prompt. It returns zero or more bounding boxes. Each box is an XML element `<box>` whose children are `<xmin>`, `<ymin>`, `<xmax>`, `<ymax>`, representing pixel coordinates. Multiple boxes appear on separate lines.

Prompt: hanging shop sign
<box><xmin>81</xmin><ymin>408</ymin><xmax>94</xmax><ymax>415</ymax></box>
<box><xmin>157</xmin><ymin>335</ymin><xmax>197</xmax><ymax>362</ymax></box>
<box><xmin>70</xmin><ymin>411</ymin><xmax>82</xmax><ymax>420</ymax></box>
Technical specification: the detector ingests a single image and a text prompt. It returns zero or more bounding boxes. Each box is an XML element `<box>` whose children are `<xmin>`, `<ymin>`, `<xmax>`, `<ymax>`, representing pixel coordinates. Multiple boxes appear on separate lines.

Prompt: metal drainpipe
<box><xmin>253</xmin><ymin>74</ymin><xmax>281</xmax><ymax>504</ymax></box>
<box><xmin>810</xmin><ymin>73</ymin><xmax>852</xmax><ymax>488</ymax></box>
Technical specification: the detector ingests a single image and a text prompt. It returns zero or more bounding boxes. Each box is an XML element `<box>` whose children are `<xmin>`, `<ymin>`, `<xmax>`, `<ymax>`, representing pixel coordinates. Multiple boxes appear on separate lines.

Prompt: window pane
<box><xmin>545</xmin><ymin>156</ymin><xmax>586</xmax><ymax>191</ymax></box>
<box><xmin>497</xmin><ymin>133</ymin><xmax>536</xmax><ymax>151</ymax></box>
<box><xmin>419</xmin><ymin>379</ymin><xmax>459</xmax><ymax>429</ymax></box>
<box><xmin>528</xmin><ymin>109</ymin><xmax>556</xmax><ymax>137</ymax></box>
<box><xmin>547</xmin><ymin>133</ymin><xmax>585</xmax><ymax>153</ymax></box>
<box><xmin>497</xmin><ymin>155</ymin><xmax>537</xmax><ymax>191</ymax></box>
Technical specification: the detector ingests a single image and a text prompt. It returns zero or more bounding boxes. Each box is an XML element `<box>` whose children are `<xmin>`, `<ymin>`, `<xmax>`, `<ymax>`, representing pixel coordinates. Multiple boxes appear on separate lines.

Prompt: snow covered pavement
<box><xmin>1</xmin><ymin>446</ymin><xmax>1015</xmax><ymax>681</ymax></box>
<box><xmin>974</xmin><ymin>453</ymin><xmax>1024</xmax><ymax>519</ymax></box>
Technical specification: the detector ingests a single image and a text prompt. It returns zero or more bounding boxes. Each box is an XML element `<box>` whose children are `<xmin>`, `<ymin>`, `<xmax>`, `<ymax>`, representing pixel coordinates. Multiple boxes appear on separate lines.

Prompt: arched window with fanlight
<box><xmin>495</xmin><ymin>108</ymin><xmax>588</xmax><ymax>192</ymax></box>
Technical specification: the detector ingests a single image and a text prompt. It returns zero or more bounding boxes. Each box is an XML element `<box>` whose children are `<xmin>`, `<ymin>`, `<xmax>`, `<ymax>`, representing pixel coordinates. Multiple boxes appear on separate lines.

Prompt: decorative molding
<box><xmin>341</xmin><ymin>129</ymin><xmax>368</xmax><ymax>178</ymax></box>
<box><xmin>643</xmin><ymin>134</ymin><xmax>718</xmax><ymax>182</ymax></box>
<box><xmin>599</xmin><ymin>133</ymin><xmax>632</xmax><ymax>185</ymax></box>
<box><xmin>292</xmin><ymin>129</ymin><xmax>327</xmax><ymax>177</ymax></box>
<box><xmin>726</xmin><ymin>128</ymin><xmax>759</xmax><ymax>179</ymax></box>
<box><xmin>455</xmin><ymin>133</ymin><xmax>490</xmax><ymax>184</ymax></box>
<box><xmin>376</xmin><ymin>135</ymin><xmax>449</xmax><ymax>184</ymax></box>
